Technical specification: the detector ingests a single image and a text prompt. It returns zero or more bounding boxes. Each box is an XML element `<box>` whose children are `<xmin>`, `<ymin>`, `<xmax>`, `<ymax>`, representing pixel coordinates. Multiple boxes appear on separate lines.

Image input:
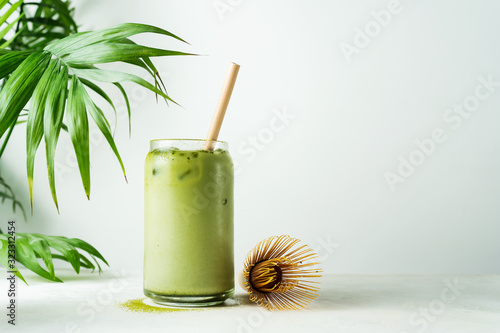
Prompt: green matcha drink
<box><xmin>144</xmin><ymin>139</ymin><xmax>234</xmax><ymax>306</ymax></box>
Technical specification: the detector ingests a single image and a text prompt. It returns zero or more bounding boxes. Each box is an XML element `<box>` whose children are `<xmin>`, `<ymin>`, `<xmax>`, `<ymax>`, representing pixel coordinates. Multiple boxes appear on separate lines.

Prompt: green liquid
<box><xmin>144</xmin><ymin>148</ymin><xmax>234</xmax><ymax>296</ymax></box>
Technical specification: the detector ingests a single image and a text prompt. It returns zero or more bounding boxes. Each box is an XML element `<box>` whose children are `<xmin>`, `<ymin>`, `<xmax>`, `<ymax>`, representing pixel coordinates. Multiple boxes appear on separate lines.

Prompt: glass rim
<box><xmin>149</xmin><ymin>138</ymin><xmax>227</xmax><ymax>144</ymax></box>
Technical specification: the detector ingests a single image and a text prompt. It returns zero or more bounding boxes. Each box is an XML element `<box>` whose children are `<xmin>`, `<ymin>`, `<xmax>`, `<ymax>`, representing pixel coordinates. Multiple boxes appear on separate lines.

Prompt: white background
<box><xmin>1</xmin><ymin>0</ymin><xmax>499</xmax><ymax>275</ymax></box>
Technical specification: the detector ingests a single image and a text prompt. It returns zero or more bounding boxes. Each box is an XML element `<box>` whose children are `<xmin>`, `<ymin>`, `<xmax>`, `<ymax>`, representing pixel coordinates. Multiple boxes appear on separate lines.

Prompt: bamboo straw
<box><xmin>204</xmin><ymin>62</ymin><xmax>240</xmax><ymax>151</ymax></box>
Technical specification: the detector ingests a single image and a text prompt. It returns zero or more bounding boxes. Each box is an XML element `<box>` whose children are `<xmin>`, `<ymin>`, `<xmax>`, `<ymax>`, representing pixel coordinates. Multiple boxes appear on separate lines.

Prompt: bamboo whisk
<box><xmin>240</xmin><ymin>235</ymin><xmax>322</xmax><ymax>310</ymax></box>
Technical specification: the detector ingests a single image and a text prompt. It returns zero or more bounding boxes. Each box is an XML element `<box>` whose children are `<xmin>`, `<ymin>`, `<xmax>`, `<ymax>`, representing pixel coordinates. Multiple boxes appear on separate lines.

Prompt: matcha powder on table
<box><xmin>117</xmin><ymin>298</ymin><xmax>200</xmax><ymax>314</ymax></box>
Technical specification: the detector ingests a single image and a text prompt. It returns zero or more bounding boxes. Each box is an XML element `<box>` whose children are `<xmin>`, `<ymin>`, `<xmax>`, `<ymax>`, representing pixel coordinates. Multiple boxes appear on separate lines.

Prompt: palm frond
<box><xmin>44</xmin><ymin>60</ymin><xmax>67</xmax><ymax>210</ymax></box>
<box><xmin>0</xmin><ymin>0</ymin><xmax>24</xmax><ymax>50</ymax></box>
<box><xmin>10</xmin><ymin>0</ymin><xmax>78</xmax><ymax>51</ymax></box>
<box><xmin>0</xmin><ymin>232</ymin><xmax>108</xmax><ymax>283</ymax></box>
<box><xmin>66</xmin><ymin>75</ymin><xmax>90</xmax><ymax>199</ymax></box>
<box><xmin>0</xmin><ymin>23</ymin><xmax>191</xmax><ymax>212</ymax></box>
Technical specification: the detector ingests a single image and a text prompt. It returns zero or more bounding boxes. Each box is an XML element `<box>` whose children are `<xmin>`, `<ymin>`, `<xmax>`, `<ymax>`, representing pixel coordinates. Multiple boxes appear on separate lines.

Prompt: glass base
<box><xmin>144</xmin><ymin>288</ymin><xmax>234</xmax><ymax>307</ymax></box>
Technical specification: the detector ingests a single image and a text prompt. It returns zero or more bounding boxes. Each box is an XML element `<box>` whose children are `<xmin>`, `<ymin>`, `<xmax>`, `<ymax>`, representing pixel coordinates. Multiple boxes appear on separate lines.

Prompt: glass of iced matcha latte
<box><xmin>144</xmin><ymin>139</ymin><xmax>234</xmax><ymax>306</ymax></box>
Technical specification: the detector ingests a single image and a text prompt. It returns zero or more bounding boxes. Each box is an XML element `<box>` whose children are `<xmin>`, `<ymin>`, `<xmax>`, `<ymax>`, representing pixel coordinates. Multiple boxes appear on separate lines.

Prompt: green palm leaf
<box><xmin>79</xmin><ymin>77</ymin><xmax>117</xmax><ymax>128</ymax></box>
<box><xmin>80</xmin><ymin>80</ymin><xmax>127</xmax><ymax>182</ymax></box>
<box><xmin>26</xmin><ymin>234</ymin><xmax>54</xmax><ymax>276</ymax></box>
<box><xmin>0</xmin><ymin>12</ymin><xmax>24</xmax><ymax>43</ymax></box>
<box><xmin>10</xmin><ymin>0</ymin><xmax>78</xmax><ymax>51</ymax></box>
<box><xmin>0</xmin><ymin>0</ymin><xmax>23</xmax><ymax>27</ymax></box>
<box><xmin>0</xmin><ymin>232</ymin><xmax>108</xmax><ymax>283</ymax></box>
<box><xmin>66</xmin><ymin>75</ymin><xmax>90</xmax><ymax>198</ymax></box>
<box><xmin>113</xmin><ymin>82</ymin><xmax>132</xmax><ymax>135</ymax></box>
<box><xmin>45</xmin><ymin>23</ymin><xmax>187</xmax><ymax>55</ymax></box>
<box><xmin>0</xmin><ymin>26</ymin><xmax>25</xmax><ymax>49</ymax></box>
<box><xmin>14</xmin><ymin>236</ymin><xmax>61</xmax><ymax>282</ymax></box>
<box><xmin>0</xmin><ymin>0</ymin><xmax>24</xmax><ymax>50</ymax></box>
<box><xmin>0</xmin><ymin>51</ymin><xmax>50</xmax><ymax>138</ymax></box>
<box><xmin>71</xmin><ymin>67</ymin><xmax>176</xmax><ymax>104</ymax></box>
<box><xmin>44</xmin><ymin>61</ymin><xmax>68</xmax><ymax>211</ymax></box>
<box><xmin>27</xmin><ymin>58</ymin><xmax>59</xmax><ymax>212</ymax></box>
<box><xmin>0</xmin><ymin>235</ymin><xmax>27</xmax><ymax>284</ymax></box>
<box><xmin>63</xmin><ymin>42</ymin><xmax>192</xmax><ymax>65</ymax></box>
<box><xmin>0</xmin><ymin>51</ymin><xmax>31</xmax><ymax>77</ymax></box>
<box><xmin>0</xmin><ymin>22</ymin><xmax>190</xmax><ymax>211</ymax></box>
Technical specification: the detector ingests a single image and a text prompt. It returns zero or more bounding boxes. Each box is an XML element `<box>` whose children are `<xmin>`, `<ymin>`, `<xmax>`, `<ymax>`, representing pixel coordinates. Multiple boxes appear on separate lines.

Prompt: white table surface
<box><xmin>0</xmin><ymin>269</ymin><xmax>499</xmax><ymax>333</ymax></box>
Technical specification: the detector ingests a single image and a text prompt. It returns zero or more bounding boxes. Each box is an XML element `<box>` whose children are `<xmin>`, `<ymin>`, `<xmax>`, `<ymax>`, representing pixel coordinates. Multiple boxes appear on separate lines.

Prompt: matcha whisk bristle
<box><xmin>240</xmin><ymin>235</ymin><xmax>322</xmax><ymax>310</ymax></box>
